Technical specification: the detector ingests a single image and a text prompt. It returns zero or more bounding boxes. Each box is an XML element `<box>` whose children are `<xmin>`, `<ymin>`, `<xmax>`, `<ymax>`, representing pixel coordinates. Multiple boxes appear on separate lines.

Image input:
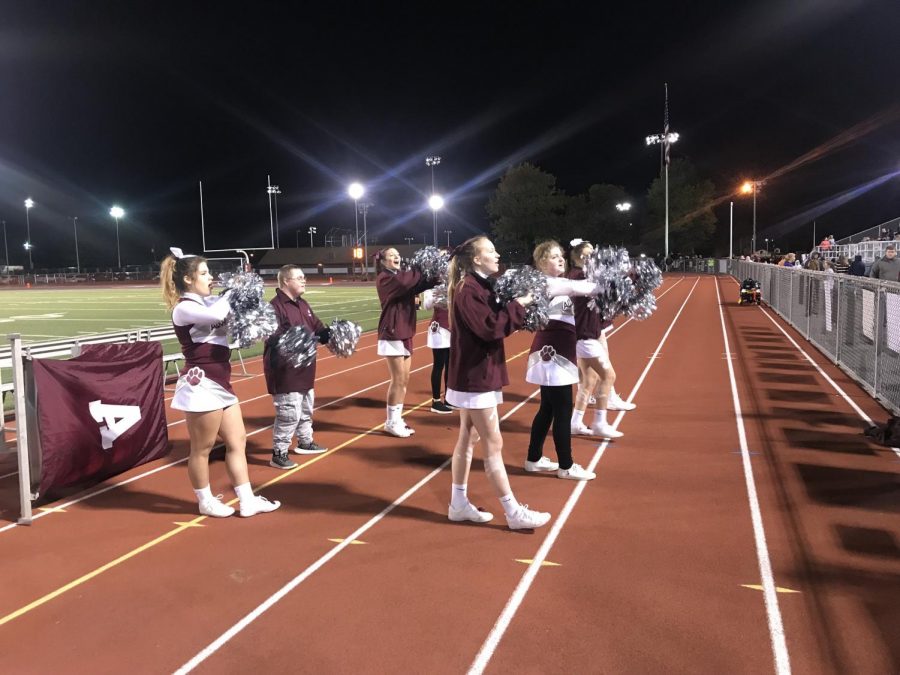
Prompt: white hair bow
<box><xmin>169</xmin><ymin>247</ymin><xmax>196</xmax><ymax>259</ymax></box>
<box><xmin>570</xmin><ymin>238</ymin><xmax>585</xmax><ymax>247</ymax></box>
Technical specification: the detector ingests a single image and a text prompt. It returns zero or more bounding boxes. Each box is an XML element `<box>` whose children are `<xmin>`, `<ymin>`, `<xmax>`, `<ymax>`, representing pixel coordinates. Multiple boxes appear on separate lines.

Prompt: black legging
<box><xmin>527</xmin><ymin>384</ymin><xmax>573</xmax><ymax>470</ymax></box>
<box><xmin>431</xmin><ymin>348</ymin><xmax>449</xmax><ymax>399</ymax></box>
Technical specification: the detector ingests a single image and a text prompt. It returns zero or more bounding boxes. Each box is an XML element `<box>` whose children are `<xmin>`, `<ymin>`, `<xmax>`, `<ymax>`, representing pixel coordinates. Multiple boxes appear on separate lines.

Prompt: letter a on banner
<box><xmin>89</xmin><ymin>400</ymin><xmax>142</xmax><ymax>450</ymax></box>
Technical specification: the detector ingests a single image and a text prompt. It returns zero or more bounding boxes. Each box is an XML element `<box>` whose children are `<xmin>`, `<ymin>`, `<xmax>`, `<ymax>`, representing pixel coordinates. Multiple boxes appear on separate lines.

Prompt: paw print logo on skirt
<box><xmin>185</xmin><ymin>367</ymin><xmax>205</xmax><ymax>386</ymax></box>
<box><xmin>429</xmin><ymin>321</ymin><xmax>440</xmax><ymax>333</ymax></box>
<box><xmin>540</xmin><ymin>345</ymin><xmax>556</xmax><ymax>362</ymax></box>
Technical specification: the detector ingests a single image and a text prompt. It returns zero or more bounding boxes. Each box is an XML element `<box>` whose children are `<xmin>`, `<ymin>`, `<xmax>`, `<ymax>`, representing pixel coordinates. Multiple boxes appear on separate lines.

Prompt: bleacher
<box><xmin>813</xmin><ymin>215</ymin><xmax>900</xmax><ymax>264</ymax></box>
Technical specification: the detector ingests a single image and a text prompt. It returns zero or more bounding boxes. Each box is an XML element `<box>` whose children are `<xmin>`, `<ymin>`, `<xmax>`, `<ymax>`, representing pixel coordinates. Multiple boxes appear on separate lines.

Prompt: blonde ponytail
<box><xmin>447</xmin><ymin>236</ymin><xmax>488</xmax><ymax>327</ymax></box>
<box><xmin>160</xmin><ymin>253</ymin><xmax>207</xmax><ymax>311</ymax></box>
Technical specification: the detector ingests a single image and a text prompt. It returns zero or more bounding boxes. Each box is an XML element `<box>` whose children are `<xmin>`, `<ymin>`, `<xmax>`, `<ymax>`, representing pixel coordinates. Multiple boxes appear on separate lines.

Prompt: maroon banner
<box><xmin>32</xmin><ymin>342</ymin><xmax>169</xmax><ymax>496</ymax></box>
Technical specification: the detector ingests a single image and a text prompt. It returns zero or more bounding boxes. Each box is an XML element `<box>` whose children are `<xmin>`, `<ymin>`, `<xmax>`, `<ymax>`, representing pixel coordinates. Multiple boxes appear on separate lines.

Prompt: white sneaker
<box><xmin>384</xmin><ymin>420</ymin><xmax>413</xmax><ymax>438</ymax></box>
<box><xmin>239</xmin><ymin>494</ymin><xmax>281</xmax><ymax>517</ymax></box>
<box><xmin>524</xmin><ymin>456</ymin><xmax>559</xmax><ymax>472</ymax></box>
<box><xmin>591</xmin><ymin>423</ymin><xmax>623</xmax><ymax>439</ymax></box>
<box><xmin>608</xmin><ymin>395</ymin><xmax>636</xmax><ymax>411</ymax></box>
<box><xmin>403</xmin><ymin>423</ymin><xmax>416</xmax><ymax>435</ymax></box>
<box><xmin>506</xmin><ymin>504</ymin><xmax>551</xmax><ymax>530</ymax></box>
<box><xmin>448</xmin><ymin>502</ymin><xmax>494</xmax><ymax>523</ymax></box>
<box><xmin>570</xmin><ymin>423</ymin><xmax>593</xmax><ymax>436</ymax></box>
<box><xmin>199</xmin><ymin>495</ymin><xmax>235</xmax><ymax>518</ymax></box>
<box><xmin>557</xmin><ymin>463</ymin><xmax>596</xmax><ymax>481</ymax></box>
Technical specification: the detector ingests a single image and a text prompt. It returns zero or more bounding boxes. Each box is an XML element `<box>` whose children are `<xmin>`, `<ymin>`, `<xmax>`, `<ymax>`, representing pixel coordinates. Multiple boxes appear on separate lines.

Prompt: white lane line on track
<box><xmin>723</xmin><ymin>276</ymin><xmax>900</xmax><ymax>460</ymax></box>
<box><xmin>468</xmin><ymin>276</ymin><xmax>699</xmax><ymax>674</ymax></box>
<box><xmin>714</xmin><ymin>277</ymin><xmax>792</xmax><ymax>674</ymax></box>
<box><xmin>174</xmin><ymin>388</ymin><xmax>542</xmax><ymax>674</ymax></box>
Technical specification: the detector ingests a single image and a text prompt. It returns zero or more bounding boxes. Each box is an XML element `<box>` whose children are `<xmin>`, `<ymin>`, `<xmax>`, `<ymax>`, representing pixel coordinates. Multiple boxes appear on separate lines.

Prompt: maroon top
<box><xmin>377</xmin><ymin>268</ymin><xmax>435</xmax><ymax>341</ymax></box>
<box><xmin>529</xmin><ymin>320</ymin><xmax>577</xmax><ymax>364</ymax></box>
<box><xmin>264</xmin><ymin>289</ymin><xmax>326</xmax><ymax>395</ymax></box>
<box><xmin>173</xmin><ymin>297</ymin><xmax>234</xmax><ymax>394</ymax></box>
<box><xmin>432</xmin><ymin>305</ymin><xmax>450</xmax><ymax>330</ymax></box>
<box><xmin>567</xmin><ymin>267</ymin><xmax>612</xmax><ymax>339</ymax></box>
<box><xmin>448</xmin><ymin>273</ymin><xmax>526</xmax><ymax>393</ymax></box>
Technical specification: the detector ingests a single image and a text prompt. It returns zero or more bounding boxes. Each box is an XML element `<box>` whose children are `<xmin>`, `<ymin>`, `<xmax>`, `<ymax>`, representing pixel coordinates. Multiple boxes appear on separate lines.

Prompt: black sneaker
<box><xmin>430</xmin><ymin>400</ymin><xmax>454</xmax><ymax>414</ymax></box>
<box><xmin>269</xmin><ymin>453</ymin><xmax>298</xmax><ymax>470</ymax></box>
<box><xmin>295</xmin><ymin>440</ymin><xmax>328</xmax><ymax>455</ymax></box>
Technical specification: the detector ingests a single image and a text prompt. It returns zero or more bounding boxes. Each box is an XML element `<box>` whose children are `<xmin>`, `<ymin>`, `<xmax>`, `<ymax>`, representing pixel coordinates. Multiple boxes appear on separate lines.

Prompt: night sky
<box><xmin>1</xmin><ymin>0</ymin><xmax>898</xmax><ymax>269</ymax></box>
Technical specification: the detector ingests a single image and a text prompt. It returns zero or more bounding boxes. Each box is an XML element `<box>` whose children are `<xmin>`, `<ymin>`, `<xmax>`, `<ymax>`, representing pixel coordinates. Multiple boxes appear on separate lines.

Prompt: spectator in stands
<box><xmin>832</xmin><ymin>255</ymin><xmax>850</xmax><ymax>274</ymax></box>
<box><xmin>806</xmin><ymin>252</ymin><xmax>821</xmax><ymax>271</ymax></box>
<box><xmin>869</xmin><ymin>244</ymin><xmax>900</xmax><ymax>280</ymax></box>
<box><xmin>849</xmin><ymin>254</ymin><xmax>866</xmax><ymax>276</ymax></box>
<box><xmin>779</xmin><ymin>252</ymin><xmax>797</xmax><ymax>267</ymax></box>
<box><xmin>828</xmin><ymin>235</ymin><xmax>836</xmax><ymax>247</ymax></box>
<box><xmin>264</xmin><ymin>265</ymin><xmax>330</xmax><ymax>470</ymax></box>
<box><xmin>162</xmin><ymin>249</ymin><xmax>281</xmax><ymax>518</ymax></box>
<box><xmin>820</xmin><ymin>237</ymin><xmax>831</xmax><ymax>250</ymax></box>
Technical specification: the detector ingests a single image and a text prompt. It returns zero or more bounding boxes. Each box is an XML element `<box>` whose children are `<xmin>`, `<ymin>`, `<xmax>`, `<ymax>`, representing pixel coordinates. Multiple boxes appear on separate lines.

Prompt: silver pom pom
<box><xmin>583</xmin><ymin>246</ymin><xmax>636</xmax><ymax>320</ymax></box>
<box><xmin>431</xmin><ymin>283</ymin><xmax>448</xmax><ymax>308</ymax></box>
<box><xmin>494</xmin><ymin>265</ymin><xmax>550</xmax><ymax>332</ymax></box>
<box><xmin>625</xmin><ymin>257</ymin><xmax>663</xmax><ymax>321</ymax></box>
<box><xmin>219</xmin><ymin>271</ymin><xmax>278</xmax><ymax>347</ymax></box>
<box><xmin>405</xmin><ymin>246</ymin><xmax>449</xmax><ymax>282</ymax></box>
<box><xmin>277</xmin><ymin>325</ymin><xmax>319</xmax><ymax>369</ymax></box>
<box><xmin>326</xmin><ymin>319</ymin><xmax>362</xmax><ymax>358</ymax></box>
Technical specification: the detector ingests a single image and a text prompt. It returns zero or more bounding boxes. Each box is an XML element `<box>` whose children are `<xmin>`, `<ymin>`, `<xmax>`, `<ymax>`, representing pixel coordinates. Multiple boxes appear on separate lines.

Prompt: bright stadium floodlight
<box><xmin>347</xmin><ymin>182</ymin><xmax>365</xmax><ymax>200</ymax></box>
<box><xmin>616</xmin><ymin>202</ymin><xmax>632</xmax><ymax>211</ymax></box>
<box><xmin>428</xmin><ymin>194</ymin><xmax>445</xmax><ymax>211</ymax></box>
<box><xmin>738</xmin><ymin>180</ymin><xmax>765</xmax><ymax>252</ymax></box>
<box><xmin>110</xmin><ymin>206</ymin><xmax>125</xmax><ymax>269</ymax></box>
<box><xmin>425</xmin><ymin>156</ymin><xmax>442</xmax><ymax>245</ymax></box>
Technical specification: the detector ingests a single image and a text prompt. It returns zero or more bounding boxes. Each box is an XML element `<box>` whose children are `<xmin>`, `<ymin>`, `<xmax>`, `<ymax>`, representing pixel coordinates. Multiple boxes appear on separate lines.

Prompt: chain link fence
<box><xmin>725</xmin><ymin>260</ymin><xmax>900</xmax><ymax>415</ymax></box>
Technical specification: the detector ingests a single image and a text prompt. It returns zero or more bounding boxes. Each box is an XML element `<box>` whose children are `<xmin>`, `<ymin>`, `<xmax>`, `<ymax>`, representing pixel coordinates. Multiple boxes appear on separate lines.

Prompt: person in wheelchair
<box><xmin>739</xmin><ymin>278</ymin><xmax>762</xmax><ymax>305</ymax></box>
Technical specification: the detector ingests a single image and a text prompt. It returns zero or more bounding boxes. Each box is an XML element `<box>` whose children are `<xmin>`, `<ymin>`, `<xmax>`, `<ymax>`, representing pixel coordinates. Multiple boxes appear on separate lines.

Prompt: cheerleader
<box><xmin>567</xmin><ymin>240</ymin><xmax>634</xmax><ymax>440</ymax></box>
<box><xmin>524</xmin><ymin>241</ymin><xmax>599</xmax><ymax>480</ymax></box>
<box><xmin>422</xmin><ymin>286</ymin><xmax>454</xmax><ymax>414</ymax></box>
<box><xmin>445</xmin><ymin>236</ymin><xmax>550</xmax><ymax>530</ymax></box>
<box><xmin>161</xmin><ymin>248</ymin><xmax>281</xmax><ymax>518</ymax></box>
<box><xmin>376</xmin><ymin>247</ymin><xmax>437</xmax><ymax>437</ymax></box>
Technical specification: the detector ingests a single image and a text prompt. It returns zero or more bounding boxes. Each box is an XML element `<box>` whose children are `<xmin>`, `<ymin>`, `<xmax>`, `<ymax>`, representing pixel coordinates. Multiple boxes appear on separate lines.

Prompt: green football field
<box><xmin>1</xmin><ymin>283</ymin><xmax>430</xmax><ymax>395</ymax></box>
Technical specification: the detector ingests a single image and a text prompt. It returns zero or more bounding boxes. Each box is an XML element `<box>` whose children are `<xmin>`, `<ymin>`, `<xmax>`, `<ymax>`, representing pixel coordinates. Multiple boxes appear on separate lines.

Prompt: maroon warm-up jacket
<box><xmin>376</xmin><ymin>268</ymin><xmax>434</xmax><ymax>341</ymax></box>
<box><xmin>567</xmin><ymin>267</ymin><xmax>612</xmax><ymax>338</ymax></box>
<box><xmin>447</xmin><ymin>273</ymin><xmax>525</xmax><ymax>393</ymax></box>
<box><xmin>264</xmin><ymin>288</ymin><xmax>326</xmax><ymax>394</ymax></box>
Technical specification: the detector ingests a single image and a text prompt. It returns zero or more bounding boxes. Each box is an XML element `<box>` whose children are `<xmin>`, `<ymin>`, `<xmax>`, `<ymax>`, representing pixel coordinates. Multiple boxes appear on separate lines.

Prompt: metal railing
<box><xmin>726</xmin><ymin>260</ymin><xmax>900</xmax><ymax>415</ymax></box>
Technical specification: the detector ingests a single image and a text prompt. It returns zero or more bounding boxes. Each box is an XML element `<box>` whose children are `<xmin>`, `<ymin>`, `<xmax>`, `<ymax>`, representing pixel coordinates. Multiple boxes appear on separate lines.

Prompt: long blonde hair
<box><xmin>160</xmin><ymin>253</ymin><xmax>207</xmax><ymax>310</ymax></box>
<box><xmin>447</xmin><ymin>236</ymin><xmax>489</xmax><ymax>327</ymax></box>
<box><xmin>532</xmin><ymin>240</ymin><xmax>562</xmax><ymax>271</ymax></box>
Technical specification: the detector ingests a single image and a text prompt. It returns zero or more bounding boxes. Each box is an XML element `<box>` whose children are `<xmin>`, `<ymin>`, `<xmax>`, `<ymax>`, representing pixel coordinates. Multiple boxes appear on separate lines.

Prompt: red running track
<box><xmin>0</xmin><ymin>274</ymin><xmax>897</xmax><ymax>674</ymax></box>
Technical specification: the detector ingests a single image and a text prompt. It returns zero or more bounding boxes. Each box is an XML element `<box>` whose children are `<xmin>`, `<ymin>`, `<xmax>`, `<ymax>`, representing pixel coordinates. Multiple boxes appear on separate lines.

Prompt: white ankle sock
<box><xmin>386</xmin><ymin>403</ymin><xmax>403</xmax><ymax>423</ymax></box>
<box><xmin>234</xmin><ymin>483</ymin><xmax>254</xmax><ymax>502</ymax></box>
<box><xmin>194</xmin><ymin>485</ymin><xmax>214</xmax><ymax>503</ymax></box>
<box><xmin>499</xmin><ymin>493</ymin><xmax>520</xmax><ymax>517</ymax></box>
<box><xmin>592</xmin><ymin>409</ymin><xmax>608</xmax><ymax>427</ymax></box>
<box><xmin>451</xmin><ymin>483</ymin><xmax>469</xmax><ymax>509</ymax></box>
<box><xmin>610</xmin><ymin>388</ymin><xmax>620</xmax><ymax>401</ymax></box>
<box><xmin>571</xmin><ymin>410</ymin><xmax>585</xmax><ymax>426</ymax></box>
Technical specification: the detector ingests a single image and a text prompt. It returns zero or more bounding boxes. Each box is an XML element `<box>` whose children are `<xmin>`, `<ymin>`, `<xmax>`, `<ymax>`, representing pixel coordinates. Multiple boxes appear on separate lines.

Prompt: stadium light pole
<box><xmin>110</xmin><ymin>206</ymin><xmax>125</xmax><ymax>269</ymax></box>
<box><xmin>729</xmin><ymin>201</ymin><xmax>734</xmax><ymax>259</ymax></box>
<box><xmin>308</xmin><ymin>226</ymin><xmax>317</xmax><ymax>248</ymax></box>
<box><xmin>72</xmin><ymin>216</ymin><xmax>81</xmax><ymax>274</ymax></box>
<box><xmin>348</xmin><ymin>182</ymin><xmax>365</xmax><ymax>276</ymax></box>
<box><xmin>645</xmin><ymin>132</ymin><xmax>679</xmax><ymax>263</ymax></box>
<box><xmin>426</xmin><ymin>156</ymin><xmax>441</xmax><ymax>245</ymax></box>
<box><xmin>428</xmin><ymin>194</ymin><xmax>444</xmax><ymax>247</ymax></box>
<box><xmin>2</xmin><ymin>220</ymin><xmax>9</xmax><ymax>273</ymax></box>
<box><xmin>404</xmin><ymin>236</ymin><xmax>414</xmax><ymax>246</ymax></box>
<box><xmin>358</xmin><ymin>202</ymin><xmax>372</xmax><ymax>280</ymax></box>
<box><xmin>266</xmin><ymin>184</ymin><xmax>282</xmax><ymax>248</ymax></box>
<box><xmin>24</xmin><ymin>198</ymin><xmax>34</xmax><ymax>270</ymax></box>
<box><xmin>444</xmin><ymin>230</ymin><xmax>453</xmax><ymax>247</ymax></box>
<box><xmin>740</xmin><ymin>180</ymin><xmax>764</xmax><ymax>253</ymax></box>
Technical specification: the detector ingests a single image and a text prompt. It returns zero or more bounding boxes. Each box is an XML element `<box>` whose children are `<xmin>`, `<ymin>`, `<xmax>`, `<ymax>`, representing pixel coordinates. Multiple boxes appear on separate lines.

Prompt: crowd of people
<box><xmin>161</xmin><ymin>238</ymin><xmax>634</xmax><ymax>531</ymax></box>
<box><xmin>741</xmin><ymin>242</ymin><xmax>900</xmax><ymax>281</ymax></box>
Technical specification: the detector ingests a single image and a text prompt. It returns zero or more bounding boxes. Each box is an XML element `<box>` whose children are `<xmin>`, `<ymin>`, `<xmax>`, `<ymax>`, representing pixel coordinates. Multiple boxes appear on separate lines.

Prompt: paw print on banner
<box><xmin>430</xmin><ymin>321</ymin><xmax>440</xmax><ymax>333</ymax></box>
<box><xmin>540</xmin><ymin>345</ymin><xmax>556</xmax><ymax>362</ymax></box>
<box><xmin>185</xmin><ymin>367</ymin><xmax>205</xmax><ymax>386</ymax></box>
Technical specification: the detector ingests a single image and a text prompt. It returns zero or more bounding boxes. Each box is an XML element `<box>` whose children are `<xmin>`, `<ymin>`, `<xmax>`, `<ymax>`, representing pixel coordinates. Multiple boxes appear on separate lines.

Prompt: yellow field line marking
<box><xmin>0</xmin><ymin>348</ymin><xmax>530</xmax><ymax>627</ymax></box>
